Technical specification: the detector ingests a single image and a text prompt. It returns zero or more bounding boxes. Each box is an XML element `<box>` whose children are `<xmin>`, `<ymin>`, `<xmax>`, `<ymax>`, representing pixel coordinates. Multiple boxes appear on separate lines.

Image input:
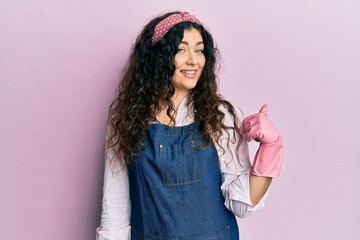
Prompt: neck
<box><xmin>156</xmin><ymin>92</ymin><xmax>189</xmax><ymax>126</ymax></box>
<box><xmin>171</xmin><ymin>90</ymin><xmax>189</xmax><ymax>111</ymax></box>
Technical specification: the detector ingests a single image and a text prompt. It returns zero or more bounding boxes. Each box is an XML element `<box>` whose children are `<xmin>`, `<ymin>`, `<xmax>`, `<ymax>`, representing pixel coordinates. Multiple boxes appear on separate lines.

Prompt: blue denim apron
<box><xmin>128</xmin><ymin>122</ymin><xmax>239</xmax><ymax>240</ymax></box>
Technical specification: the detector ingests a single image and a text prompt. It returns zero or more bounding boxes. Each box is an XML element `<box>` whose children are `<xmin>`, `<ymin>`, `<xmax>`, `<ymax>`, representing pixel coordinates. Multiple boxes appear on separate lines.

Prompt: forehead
<box><xmin>181</xmin><ymin>28</ymin><xmax>203</xmax><ymax>43</ymax></box>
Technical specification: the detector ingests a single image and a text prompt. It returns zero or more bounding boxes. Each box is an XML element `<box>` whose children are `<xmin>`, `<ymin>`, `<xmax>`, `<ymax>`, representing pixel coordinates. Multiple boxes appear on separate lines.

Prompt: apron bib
<box><xmin>128</xmin><ymin>122</ymin><xmax>239</xmax><ymax>240</ymax></box>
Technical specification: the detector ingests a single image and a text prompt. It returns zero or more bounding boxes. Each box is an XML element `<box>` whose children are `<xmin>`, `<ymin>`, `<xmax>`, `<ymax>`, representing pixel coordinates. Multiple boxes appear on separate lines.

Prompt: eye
<box><xmin>177</xmin><ymin>48</ymin><xmax>186</xmax><ymax>53</ymax></box>
<box><xmin>195</xmin><ymin>49</ymin><xmax>204</xmax><ymax>53</ymax></box>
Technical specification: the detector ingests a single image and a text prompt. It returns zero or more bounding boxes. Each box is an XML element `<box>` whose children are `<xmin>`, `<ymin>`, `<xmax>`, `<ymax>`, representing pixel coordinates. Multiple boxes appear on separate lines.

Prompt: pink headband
<box><xmin>152</xmin><ymin>12</ymin><xmax>202</xmax><ymax>45</ymax></box>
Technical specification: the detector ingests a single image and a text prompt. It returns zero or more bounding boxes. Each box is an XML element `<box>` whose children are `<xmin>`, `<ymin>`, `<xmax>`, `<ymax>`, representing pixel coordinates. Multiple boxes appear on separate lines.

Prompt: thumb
<box><xmin>259</xmin><ymin>104</ymin><xmax>269</xmax><ymax>116</ymax></box>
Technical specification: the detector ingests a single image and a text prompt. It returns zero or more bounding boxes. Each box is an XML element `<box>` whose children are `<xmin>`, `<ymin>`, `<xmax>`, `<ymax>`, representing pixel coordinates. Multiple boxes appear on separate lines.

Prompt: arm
<box><xmin>96</xmin><ymin>129</ymin><xmax>131</xmax><ymax>240</ymax></box>
<box><xmin>240</xmin><ymin>104</ymin><xmax>283</xmax><ymax>206</ymax></box>
<box><xmin>218</xmin><ymin>105</ymin><xmax>271</xmax><ymax>218</ymax></box>
<box><xmin>219</xmin><ymin>133</ymin><xmax>271</xmax><ymax>218</ymax></box>
<box><xmin>249</xmin><ymin>174</ymin><xmax>272</xmax><ymax>207</ymax></box>
<box><xmin>219</xmin><ymin>137</ymin><xmax>271</xmax><ymax>218</ymax></box>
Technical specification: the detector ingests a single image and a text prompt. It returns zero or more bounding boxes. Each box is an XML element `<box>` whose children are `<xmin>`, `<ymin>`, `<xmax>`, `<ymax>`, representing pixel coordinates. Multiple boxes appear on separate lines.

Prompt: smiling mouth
<box><xmin>181</xmin><ymin>70</ymin><xmax>196</xmax><ymax>78</ymax></box>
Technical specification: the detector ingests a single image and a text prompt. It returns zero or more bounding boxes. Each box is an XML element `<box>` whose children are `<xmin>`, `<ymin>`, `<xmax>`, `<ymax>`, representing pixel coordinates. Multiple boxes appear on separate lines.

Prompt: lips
<box><xmin>180</xmin><ymin>70</ymin><xmax>196</xmax><ymax>78</ymax></box>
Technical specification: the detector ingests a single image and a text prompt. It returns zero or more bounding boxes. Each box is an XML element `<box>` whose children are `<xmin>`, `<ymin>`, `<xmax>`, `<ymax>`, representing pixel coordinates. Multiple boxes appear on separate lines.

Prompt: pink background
<box><xmin>1</xmin><ymin>0</ymin><xmax>359</xmax><ymax>239</ymax></box>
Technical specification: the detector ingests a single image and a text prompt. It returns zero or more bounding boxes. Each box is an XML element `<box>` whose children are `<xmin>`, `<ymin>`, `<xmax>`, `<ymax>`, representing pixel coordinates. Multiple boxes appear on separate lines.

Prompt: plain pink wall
<box><xmin>1</xmin><ymin>0</ymin><xmax>359</xmax><ymax>239</ymax></box>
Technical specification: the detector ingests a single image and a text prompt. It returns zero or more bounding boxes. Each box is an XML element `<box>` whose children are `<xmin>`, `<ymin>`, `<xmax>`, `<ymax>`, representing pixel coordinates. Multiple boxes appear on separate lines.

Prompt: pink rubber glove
<box><xmin>239</xmin><ymin>104</ymin><xmax>283</xmax><ymax>177</ymax></box>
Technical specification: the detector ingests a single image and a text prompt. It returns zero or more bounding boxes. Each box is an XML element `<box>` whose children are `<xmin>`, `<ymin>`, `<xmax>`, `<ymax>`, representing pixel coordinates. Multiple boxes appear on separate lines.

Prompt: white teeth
<box><xmin>181</xmin><ymin>70</ymin><xmax>195</xmax><ymax>74</ymax></box>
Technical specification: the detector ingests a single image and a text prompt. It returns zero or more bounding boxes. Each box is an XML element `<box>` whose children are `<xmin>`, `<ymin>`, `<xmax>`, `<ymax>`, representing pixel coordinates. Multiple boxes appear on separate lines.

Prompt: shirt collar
<box><xmin>174</xmin><ymin>96</ymin><xmax>194</xmax><ymax>126</ymax></box>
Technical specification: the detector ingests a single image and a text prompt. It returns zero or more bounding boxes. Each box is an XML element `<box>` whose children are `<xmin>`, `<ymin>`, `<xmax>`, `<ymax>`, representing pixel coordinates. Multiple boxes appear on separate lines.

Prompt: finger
<box><xmin>247</xmin><ymin>128</ymin><xmax>259</xmax><ymax>139</ymax></box>
<box><xmin>241</xmin><ymin>125</ymin><xmax>252</xmax><ymax>135</ymax></box>
<box><xmin>247</xmin><ymin>117</ymin><xmax>260</xmax><ymax>127</ymax></box>
<box><xmin>240</xmin><ymin>117</ymin><xmax>252</xmax><ymax>133</ymax></box>
<box><xmin>246</xmin><ymin>126</ymin><xmax>261</xmax><ymax>142</ymax></box>
<box><xmin>253</xmin><ymin>132</ymin><xmax>264</xmax><ymax>142</ymax></box>
<box><xmin>253</xmin><ymin>132</ymin><xmax>260</xmax><ymax>142</ymax></box>
<box><xmin>259</xmin><ymin>104</ymin><xmax>269</xmax><ymax>116</ymax></box>
<box><xmin>246</xmin><ymin>131</ymin><xmax>259</xmax><ymax>142</ymax></box>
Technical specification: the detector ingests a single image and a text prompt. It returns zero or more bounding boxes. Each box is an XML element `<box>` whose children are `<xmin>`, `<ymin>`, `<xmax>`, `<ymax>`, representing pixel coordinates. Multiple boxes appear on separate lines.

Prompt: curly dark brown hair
<box><xmin>106</xmin><ymin>11</ymin><xmax>243</xmax><ymax>168</ymax></box>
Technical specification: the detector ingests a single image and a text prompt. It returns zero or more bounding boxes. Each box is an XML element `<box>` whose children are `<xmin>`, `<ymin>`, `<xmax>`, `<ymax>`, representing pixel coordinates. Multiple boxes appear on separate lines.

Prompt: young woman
<box><xmin>97</xmin><ymin>11</ymin><xmax>283</xmax><ymax>240</ymax></box>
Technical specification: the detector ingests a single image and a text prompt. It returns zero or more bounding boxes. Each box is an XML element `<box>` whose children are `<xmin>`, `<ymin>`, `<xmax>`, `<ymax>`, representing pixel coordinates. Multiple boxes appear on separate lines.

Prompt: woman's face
<box><xmin>172</xmin><ymin>28</ymin><xmax>206</xmax><ymax>98</ymax></box>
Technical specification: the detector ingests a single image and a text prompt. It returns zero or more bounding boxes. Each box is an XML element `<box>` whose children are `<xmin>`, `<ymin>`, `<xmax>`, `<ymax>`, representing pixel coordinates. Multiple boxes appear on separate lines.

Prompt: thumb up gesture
<box><xmin>239</xmin><ymin>104</ymin><xmax>283</xmax><ymax>177</ymax></box>
<box><xmin>239</xmin><ymin>104</ymin><xmax>280</xmax><ymax>144</ymax></box>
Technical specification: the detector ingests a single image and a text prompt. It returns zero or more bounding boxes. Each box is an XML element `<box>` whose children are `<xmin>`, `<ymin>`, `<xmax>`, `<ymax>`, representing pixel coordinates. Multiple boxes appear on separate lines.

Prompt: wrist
<box><xmin>260</xmin><ymin>134</ymin><xmax>283</xmax><ymax>146</ymax></box>
<box><xmin>251</xmin><ymin>135</ymin><xmax>283</xmax><ymax>178</ymax></box>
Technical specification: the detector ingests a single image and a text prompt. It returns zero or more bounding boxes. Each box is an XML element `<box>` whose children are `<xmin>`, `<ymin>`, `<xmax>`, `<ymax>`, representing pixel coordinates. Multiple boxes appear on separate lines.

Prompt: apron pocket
<box><xmin>159</xmin><ymin>139</ymin><xmax>200</xmax><ymax>187</ymax></box>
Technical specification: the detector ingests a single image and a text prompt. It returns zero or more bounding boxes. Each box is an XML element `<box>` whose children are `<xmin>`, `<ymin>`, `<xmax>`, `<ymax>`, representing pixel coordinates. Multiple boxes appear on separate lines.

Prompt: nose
<box><xmin>186</xmin><ymin>52</ymin><xmax>198</xmax><ymax>65</ymax></box>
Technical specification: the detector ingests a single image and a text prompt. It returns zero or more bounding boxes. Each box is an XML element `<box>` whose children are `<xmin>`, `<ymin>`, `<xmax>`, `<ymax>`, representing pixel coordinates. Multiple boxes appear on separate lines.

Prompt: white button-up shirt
<box><xmin>96</xmin><ymin>98</ymin><xmax>269</xmax><ymax>240</ymax></box>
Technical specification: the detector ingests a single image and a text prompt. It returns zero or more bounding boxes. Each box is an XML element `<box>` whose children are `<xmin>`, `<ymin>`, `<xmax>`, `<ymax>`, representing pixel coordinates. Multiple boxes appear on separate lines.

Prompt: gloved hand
<box><xmin>239</xmin><ymin>104</ymin><xmax>283</xmax><ymax>177</ymax></box>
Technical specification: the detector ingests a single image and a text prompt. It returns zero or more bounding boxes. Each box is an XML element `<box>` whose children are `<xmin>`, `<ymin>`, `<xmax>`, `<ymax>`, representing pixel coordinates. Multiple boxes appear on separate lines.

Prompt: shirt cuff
<box><xmin>96</xmin><ymin>226</ymin><xmax>131</xmax><ymax>240</ymax></box>
<box><xmin>221</xmin><ymin>171</ymin><xmax>269</xmax><ymax>218</ymax></box>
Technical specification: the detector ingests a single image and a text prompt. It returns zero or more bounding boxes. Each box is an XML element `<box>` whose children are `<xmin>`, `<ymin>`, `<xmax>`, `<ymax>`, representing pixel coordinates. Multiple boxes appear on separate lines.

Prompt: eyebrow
<box><xmin>180</xmin><ymin>41</ymin><xmax>204</xmax><ymax>46</ymax></box>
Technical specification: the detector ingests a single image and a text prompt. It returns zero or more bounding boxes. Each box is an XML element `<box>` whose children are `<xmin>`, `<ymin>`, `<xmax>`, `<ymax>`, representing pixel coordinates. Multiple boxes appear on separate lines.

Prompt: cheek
<box><xmin>200</xmin><ymin>57</ymin><xmax>206</xmax><ymax>69</ymax></box>
<box><xmin>200</xmin><ymin>55</ymin><xmax>206</xmax><ymax>65</ymax></box>
<box><xmin>174</xmin><ymin>55</ymin><xmax>185</xmax><ymax>69</ymax></box>
<box><xmin>173</xmin><ymin>59</ymin><xmax>179</xmax><ymax>70</ymax></box>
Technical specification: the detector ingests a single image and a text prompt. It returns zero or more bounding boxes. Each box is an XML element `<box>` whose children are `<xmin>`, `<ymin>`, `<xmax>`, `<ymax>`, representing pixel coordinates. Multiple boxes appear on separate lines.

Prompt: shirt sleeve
<box><xmin>217</xmin><ymin>105</ymin><xmax>270</xmax><ymax>218</ymax></box>
<box><xmin>96</xmin><ymin>128</ymin><xmax>131</xmax><ymax>240</ymax></box>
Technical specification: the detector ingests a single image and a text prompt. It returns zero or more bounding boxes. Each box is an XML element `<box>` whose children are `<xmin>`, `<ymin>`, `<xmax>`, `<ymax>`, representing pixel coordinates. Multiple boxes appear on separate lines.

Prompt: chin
<box><xmin>186</xmin><ymin>82</ymin><xmax>199</xmax><ymax>90</ymax></box>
